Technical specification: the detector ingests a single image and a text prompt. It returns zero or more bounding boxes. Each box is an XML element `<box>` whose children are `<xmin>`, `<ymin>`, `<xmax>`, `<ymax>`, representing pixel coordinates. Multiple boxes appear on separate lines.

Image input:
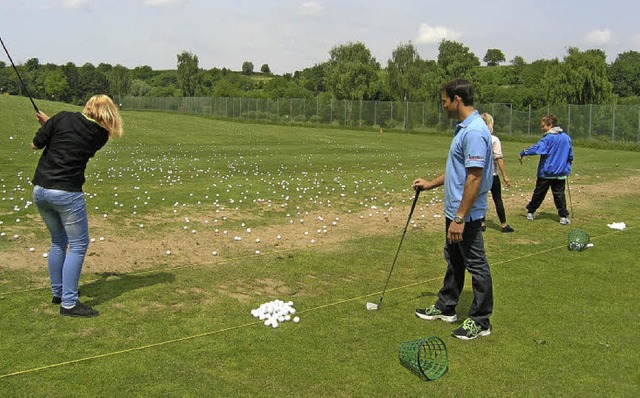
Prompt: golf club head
<box><xmin>366</xmin><ymin>302</ymin><xmax>379</xmax><ymax>310</ymax></box>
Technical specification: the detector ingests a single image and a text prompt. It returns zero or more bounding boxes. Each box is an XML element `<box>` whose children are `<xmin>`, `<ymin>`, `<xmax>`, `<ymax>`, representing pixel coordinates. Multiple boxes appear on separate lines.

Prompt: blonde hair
<box><xmin>481</xmin><ymin>112</ymin><xmax>494</xmax><ymax>133</ymax></box>
<box><xmin>83</xmin><ymin>95</ymin><xmax>124</xmax><ymax>138</ymax></box>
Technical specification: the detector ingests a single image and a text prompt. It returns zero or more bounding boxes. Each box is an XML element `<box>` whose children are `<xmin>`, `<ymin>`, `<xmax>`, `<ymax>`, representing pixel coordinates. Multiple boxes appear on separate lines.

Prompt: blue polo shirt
<box><xmin>444</xmin><ymin>111</ymin><xmax>493</xmax><ymax>221</ymax></box>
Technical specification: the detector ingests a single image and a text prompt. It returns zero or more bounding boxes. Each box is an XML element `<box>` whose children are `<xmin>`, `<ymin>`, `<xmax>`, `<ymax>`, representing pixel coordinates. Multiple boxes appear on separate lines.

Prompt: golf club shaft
<box><xmin>0</xmin><ymin>36</ymin><xmax>39</xmax><ymax>113</ymax></box>
<box><xmin>566</xmin><ymin>178</ymin><xmax>574</xmax><ymax>218</ymax></box>
<box><xmin>377</xmin><ymin>189</ymin><xmax>420</xmax><ymax>304</ymax></box>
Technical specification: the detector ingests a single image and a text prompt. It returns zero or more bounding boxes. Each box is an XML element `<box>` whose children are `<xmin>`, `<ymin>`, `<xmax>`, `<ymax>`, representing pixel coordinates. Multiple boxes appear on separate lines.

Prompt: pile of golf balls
<box><xmin>251</xmin><ymin>299</ymin><xmax>300</xmax><ymax>328</ymax></box>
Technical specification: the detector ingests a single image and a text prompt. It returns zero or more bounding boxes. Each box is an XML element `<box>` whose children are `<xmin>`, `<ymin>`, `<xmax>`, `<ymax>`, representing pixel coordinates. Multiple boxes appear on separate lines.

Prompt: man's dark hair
<box><xmin>541</xmin><ymin>114</ymin><xmax>558</xmax><ymax>127</ymax></box>
<box><xmin>441</xmin><ymin>78</ymin><xmax>475</xmax><ymax>106</ymax></box>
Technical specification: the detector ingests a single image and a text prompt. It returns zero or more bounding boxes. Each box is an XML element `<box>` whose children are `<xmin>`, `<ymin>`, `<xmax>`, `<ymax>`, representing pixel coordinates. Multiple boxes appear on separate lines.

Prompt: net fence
<box><xmin>121</xmin><ymin>96</ymin><xmax>640</xmax><ymax>142</ymax></box>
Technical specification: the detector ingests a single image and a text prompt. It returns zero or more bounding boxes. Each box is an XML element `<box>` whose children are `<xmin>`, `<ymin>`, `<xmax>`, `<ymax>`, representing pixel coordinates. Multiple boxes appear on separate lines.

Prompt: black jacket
<box><xmin>32</xmin><ymin>112</ymin><xmax>109</xmax><ymax>192</ymax></box>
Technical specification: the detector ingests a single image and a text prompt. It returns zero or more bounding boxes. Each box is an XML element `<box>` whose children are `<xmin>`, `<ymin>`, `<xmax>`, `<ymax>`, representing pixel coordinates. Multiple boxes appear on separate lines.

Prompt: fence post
<box><xmin>422</xmin><ymin>102</ymin><xmax>425</xmax><ymax>127</ymax></box>
<box><xmin>567</xmin><ymin>104</ymin><xmax>571</xmax><ymax>135</ymax></box>
<box><xmin>589</xmin><ymin>104</ymin><xmax>593</xmax><ymax>139</ymax></box>
<box><xmin>528</xmin><ymin>104</ymin><xmax>531</xmax><ymax>135</ymax></box>
<box><xmin>374</xmin><ymin>101</ymin><xmax>377</xmax><ymax>126</ymax></box>
<box><xmin>330</xmin><ymin>98</ymin><xmax>333</xmax><ymax>123</ymax></box>
<box><xmin>344</xmin><ymin>100</ymin><xmax>348</xmax><ymax>126</ymax></box>
<box><xmin>612</xmin><ymin>104</ymin><xmax>616</xmax><ymax>141</ymax></box>
<box><xmin>359</xmin><ymin>100</ymin><xmax>363</xmax><ymax>127</ymax></box>
<box><xmin>509</xmin><ymin>103</ymin><xmax>513</xmax><ymax>134</ymax></box>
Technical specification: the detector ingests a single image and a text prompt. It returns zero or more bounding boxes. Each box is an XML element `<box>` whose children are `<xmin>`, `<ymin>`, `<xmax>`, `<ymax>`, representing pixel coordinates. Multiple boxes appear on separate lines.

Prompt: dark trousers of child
<box><xmin>526</xmin><ymin>177</ymin><xmax>569</xmax><ymax>217</ymax></box>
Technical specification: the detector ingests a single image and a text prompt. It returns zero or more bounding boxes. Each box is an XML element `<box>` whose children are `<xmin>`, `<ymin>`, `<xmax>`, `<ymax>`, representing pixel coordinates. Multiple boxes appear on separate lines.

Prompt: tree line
<box><xmin>1</xmin><ymin>40</ymin><xmax>639</xmax><ymax>111</ymax></box>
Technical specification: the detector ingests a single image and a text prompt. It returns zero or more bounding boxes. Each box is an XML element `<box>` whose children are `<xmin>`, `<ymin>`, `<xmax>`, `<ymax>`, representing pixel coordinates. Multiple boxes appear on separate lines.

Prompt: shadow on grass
<box><xmin>80</xmin><ymin>272</ymin><xmax>175</xmax><ymax>306</ymax></box>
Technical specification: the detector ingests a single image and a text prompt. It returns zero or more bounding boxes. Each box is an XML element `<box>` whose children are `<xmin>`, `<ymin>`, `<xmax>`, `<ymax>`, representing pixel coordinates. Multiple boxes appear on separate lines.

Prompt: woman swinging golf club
<box><xmin>31</xmin><ymin>95</ymin><xmax>123</xmax><ymax>317</ymax></box>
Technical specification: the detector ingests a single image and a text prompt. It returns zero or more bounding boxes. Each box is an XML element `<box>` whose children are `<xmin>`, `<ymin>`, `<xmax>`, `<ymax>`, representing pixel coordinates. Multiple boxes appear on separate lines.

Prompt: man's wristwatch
<box><xmin>453</xmin><ymin>216</ymin><xmax>465</xmax><ymax>224</ymax></box>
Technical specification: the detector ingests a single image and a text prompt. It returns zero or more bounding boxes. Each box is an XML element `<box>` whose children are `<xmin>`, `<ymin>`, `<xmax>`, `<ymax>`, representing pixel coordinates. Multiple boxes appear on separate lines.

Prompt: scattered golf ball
<box><xmin>29</xmin><ymin>247</ymin><xmax>35</xmax><ymax>252</ymax></box>
<box><xmin>42</xmin><ymin>253</ymin><xmax>48</xmax><ymax>258</ymax></box>
<box><xmin>166</xmin><ymin>250</ymin><xmax>171</xmax><ymax>255</ymax></box>
<box><xmin>99</xmin><ymin>236</ymin><xmax>105</xmax><ymax>241</ymax></box>
<box><xmin>212</xmin><ymin>251</ymin><xmax>218</xmax><ymax>256</ymax></box>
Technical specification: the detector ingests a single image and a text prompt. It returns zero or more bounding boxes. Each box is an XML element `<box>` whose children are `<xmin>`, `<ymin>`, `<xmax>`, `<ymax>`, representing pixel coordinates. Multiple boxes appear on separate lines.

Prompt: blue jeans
<box><xmin>436</xmin><ymin>218</ymin><xmax>493</xmax><ymax>329</ymax></box>
<box><xmin>33</xmin><ymin>186</ymin><xmax>89</xmax><ymax>307</ymax></box>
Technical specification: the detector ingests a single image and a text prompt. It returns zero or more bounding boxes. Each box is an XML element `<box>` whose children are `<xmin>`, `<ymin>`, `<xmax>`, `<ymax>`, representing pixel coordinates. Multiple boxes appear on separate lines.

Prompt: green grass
<box><xmin>0</xmin><ymin>96</ymin><xmax>638</xmax><ymax>397</ymax></box>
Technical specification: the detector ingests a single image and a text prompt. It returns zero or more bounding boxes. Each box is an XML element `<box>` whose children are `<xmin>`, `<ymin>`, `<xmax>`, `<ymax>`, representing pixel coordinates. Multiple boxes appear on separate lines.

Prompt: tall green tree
<box><xmin>483</xmin><ymin>49</ymin><xmax>506</xmax><ymax>66</ymax></box>
<box><xmin>437</xmin><ymin>40</ymin><xmax>479</xmax><ymax>80</ymax></box>
<box><xmin>61</xmin><ymin>62</ymin><xmax>79</xmax><ymax>102</ymax></box>
<box><xmin>109</xmin><ymin>64</ymin><xmax>130</xmax><ymax>102</ymax></box>
<box><xmin>43</xmin><ymin>69</ymin><xmax>69</xmax><ymax>100</ymax></box>
<box><xmin>177</xmin><ymin>51</ymin><xmax>200</xmax><ymax>96</ymax></box>
<box><xmin>324</xmin><ymin>41</ymin><xmax>380</xmax><ymax>100</ymax></box>
<box><xmin>260</xmin><ymin>64</ymin><xmax>271</xmax><ymax>74</ymax></box>
<box><xmin>242</xmin><ymin>61</ymin><xmax>254</xmax><ymax>75</ymax></box>
<box><xmin>544</xmin><ymin>47</ymin><xmax>613</xmax><ymax>104</ymax></box>
<box><xmin>609</xmin><ymin>51</ymin><xmax>640</xmax><ymax>97</ymax></box>
<box><xmin>387</xmin><ymin>42</ymin><xmax>426</xmax><ymax>101</ymax></box>
<box><xmin>298</xmin><ymin>63</ymin><xmax>327</xmax><ymax>95</ymax></box>
<box><xmin>78</xmin><ymin>63</ymin><xmax>109</xmax><ymax>100</ymax></box>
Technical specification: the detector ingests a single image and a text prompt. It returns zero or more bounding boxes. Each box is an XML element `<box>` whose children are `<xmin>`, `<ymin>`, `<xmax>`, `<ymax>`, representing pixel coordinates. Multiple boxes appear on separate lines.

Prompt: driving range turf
<box><xmin>1</xmin><ymin>96</ymin><xmax>638</xmax><ymax>397</ymax></box>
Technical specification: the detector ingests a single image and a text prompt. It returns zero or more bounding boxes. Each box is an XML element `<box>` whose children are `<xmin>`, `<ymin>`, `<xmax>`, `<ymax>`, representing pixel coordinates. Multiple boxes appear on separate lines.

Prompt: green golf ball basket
<box><xmin>398</xmin><ymin>336</ymin><xmax>448</xmax><ymax>381</ymax></box>
<box><xmin>568</xmin><ymin>228</ymin><xmax>590</xmax><ymax>252</ymax></box>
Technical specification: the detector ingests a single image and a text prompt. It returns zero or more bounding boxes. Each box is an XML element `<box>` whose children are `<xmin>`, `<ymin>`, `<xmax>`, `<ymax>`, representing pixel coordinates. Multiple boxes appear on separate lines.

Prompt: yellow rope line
<box><xmin>0</xmin><ymin>227</ymin><xmax>632</xmax><ymax>379</ymax></box>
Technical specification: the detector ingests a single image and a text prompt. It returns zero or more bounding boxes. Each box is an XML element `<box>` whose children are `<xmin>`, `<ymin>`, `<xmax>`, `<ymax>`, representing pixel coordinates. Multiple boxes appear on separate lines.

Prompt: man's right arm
<box><xmin>412</xmin><ymin>173</ymin><xmax>445</xmax><ymax>191</ymax></box>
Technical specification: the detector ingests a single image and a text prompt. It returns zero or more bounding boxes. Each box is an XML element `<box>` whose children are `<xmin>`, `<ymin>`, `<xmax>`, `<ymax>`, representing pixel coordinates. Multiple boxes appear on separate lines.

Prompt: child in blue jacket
<box><xmin>519</xmin><ymin>114</ymin><xmax>573</xmax><ymax>225</ymax></box>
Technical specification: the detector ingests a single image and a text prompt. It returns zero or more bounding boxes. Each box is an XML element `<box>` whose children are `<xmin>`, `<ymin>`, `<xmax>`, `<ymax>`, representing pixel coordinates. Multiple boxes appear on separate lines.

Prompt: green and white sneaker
<box><xmin>415</xmin><ymin>305</ymin><xmax>457</xmax><ymax>323</ymax></box>
<box><xmin>451</xmin><ymin>318</ymin><xmax>491</xmax><ymax>340</ymax></box>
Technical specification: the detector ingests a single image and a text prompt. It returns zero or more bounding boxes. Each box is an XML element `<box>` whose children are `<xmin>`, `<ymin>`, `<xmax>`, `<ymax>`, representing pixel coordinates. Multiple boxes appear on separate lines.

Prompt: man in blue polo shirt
<box><xmin>412</xmin><ymin>78</ymin><xmax>494</xmax><ymax>340</ymax></box>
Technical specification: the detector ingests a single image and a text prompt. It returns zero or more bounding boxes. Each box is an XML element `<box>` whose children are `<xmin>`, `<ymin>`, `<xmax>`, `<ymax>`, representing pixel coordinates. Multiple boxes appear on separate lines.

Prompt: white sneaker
<box><xmin>526</xmin><ymin>213</ymin><xmax>535</xmax><ymax>221</ymax></box>
<box><xmin>559</xmin><ymin>217</ymin><xmax>571</xmax><ymax>225</ymax></box>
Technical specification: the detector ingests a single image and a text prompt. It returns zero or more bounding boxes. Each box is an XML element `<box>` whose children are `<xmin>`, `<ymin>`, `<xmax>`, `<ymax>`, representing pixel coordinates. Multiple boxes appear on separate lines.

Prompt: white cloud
<box><xmin>299</xmin><ymin>1</ymin><xmax>324</xmax><ymax>16</ymax></box>
<box><xmin>63</xmin><ymin>0</ymin><xmax>89</xmax><ymax>9</ymax></box>
<box><xmin>585</xmin><ymin>29</ymin><xmax>612</xmax><ymax>45</ymax></box>
<box><xmin>415</xmin><ymin>23</ymin><xmax>462</xmax><ymax>44</ymax></box>
<box><xmin>144</xmin><ymin>0</ymin><xmax>188</xmax><ymax>7</ymax></box>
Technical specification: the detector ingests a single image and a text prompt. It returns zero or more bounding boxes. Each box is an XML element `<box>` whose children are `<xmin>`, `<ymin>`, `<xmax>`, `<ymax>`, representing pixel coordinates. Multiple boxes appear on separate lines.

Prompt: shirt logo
<box><xmin>468</xmin><ymin>155</ymin><xmax>484</xmax><ymax>161</ymax></box>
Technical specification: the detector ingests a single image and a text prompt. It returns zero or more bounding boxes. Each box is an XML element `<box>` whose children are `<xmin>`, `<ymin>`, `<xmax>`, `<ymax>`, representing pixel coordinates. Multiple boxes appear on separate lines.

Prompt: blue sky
<box><xmin>1</xmin><ymin>0</ymin><xmax>638</xmax><ymax>74</ymax></box>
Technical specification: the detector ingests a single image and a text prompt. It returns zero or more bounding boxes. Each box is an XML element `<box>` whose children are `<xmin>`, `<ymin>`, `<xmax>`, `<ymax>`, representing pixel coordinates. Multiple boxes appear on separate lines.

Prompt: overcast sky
<box><xmin>1</xmin><ymin>0</ymin><xmax>638</xmax><ymax>74</ymax></box>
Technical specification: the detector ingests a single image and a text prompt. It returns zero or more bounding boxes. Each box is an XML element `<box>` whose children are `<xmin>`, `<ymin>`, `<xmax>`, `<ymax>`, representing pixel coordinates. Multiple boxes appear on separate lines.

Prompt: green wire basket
<box><xmin>568</xmin><ymin>229</ymin><xmax>590</xmax><ymax>252</ymax></box>
<box><xmin>398</xmin><ymin>336</ymin><xmax>448</xmax><ymax>381</ymax></box>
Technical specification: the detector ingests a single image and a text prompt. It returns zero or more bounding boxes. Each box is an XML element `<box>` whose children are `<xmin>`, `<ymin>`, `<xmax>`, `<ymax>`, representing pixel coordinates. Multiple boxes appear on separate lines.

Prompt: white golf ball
<box><xmin>29</xmin><ymin>247</ymin><xmax>35</xmax><ymax>252</ymax></box>
<box><xmin>42</xmin><ymin>253</ymin><xmax>48</xmax><ymax>258</ymax></box>
<box><xmin>293</xmin><ymin>316</ymin><xmax>300</xmax><ymax>323</ymax></box>
<box><xmin>99</xmin><ymin>236</ymin><xmax>105</xmax><ymax>241</ymax></box>
<box><xmin>166</xmin><ymin>250</ymin><xmax>171</xmax><ymax>255</ymax></box>
<box><xmin>212</xmin><ymin>251</ymin><xmax>218</xmax><ymax>256</ymax></box>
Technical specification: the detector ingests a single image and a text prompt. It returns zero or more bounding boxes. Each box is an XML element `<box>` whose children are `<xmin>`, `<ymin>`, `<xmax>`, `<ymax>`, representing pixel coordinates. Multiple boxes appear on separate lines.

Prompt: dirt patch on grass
<box><xmin>1</xmin><ymin>175</ymin><xmax>637</xmax><ymax>277</ymax></box>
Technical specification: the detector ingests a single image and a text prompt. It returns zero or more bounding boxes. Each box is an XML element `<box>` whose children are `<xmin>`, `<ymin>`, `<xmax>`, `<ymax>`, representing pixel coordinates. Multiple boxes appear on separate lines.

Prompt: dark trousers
<box><xmin>490</xmin><ymin>175</ymin><xmax>506</xmax><ymax>224</ymax></box>
<box><xmin>435</xmin><ymin>219</ymin><xmax>493</xmax><ymax>329</ymax></box>
<box><xmin>526</xmin><ymin>178</ymin><xmax>569</xmax><ymax>217</ymax></box>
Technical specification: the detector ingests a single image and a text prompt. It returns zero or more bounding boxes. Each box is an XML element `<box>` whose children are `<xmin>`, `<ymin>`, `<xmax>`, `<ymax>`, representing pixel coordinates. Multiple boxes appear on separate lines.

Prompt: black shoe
<box><xmin>60</xmin><ymin>302</ymin><xmax>99</xmax><ymax>318</ymax></box>
<box><xmin>501</xmin><ymin>225</ymin><xmax>515</xmax><ymax>233</ymax></box>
